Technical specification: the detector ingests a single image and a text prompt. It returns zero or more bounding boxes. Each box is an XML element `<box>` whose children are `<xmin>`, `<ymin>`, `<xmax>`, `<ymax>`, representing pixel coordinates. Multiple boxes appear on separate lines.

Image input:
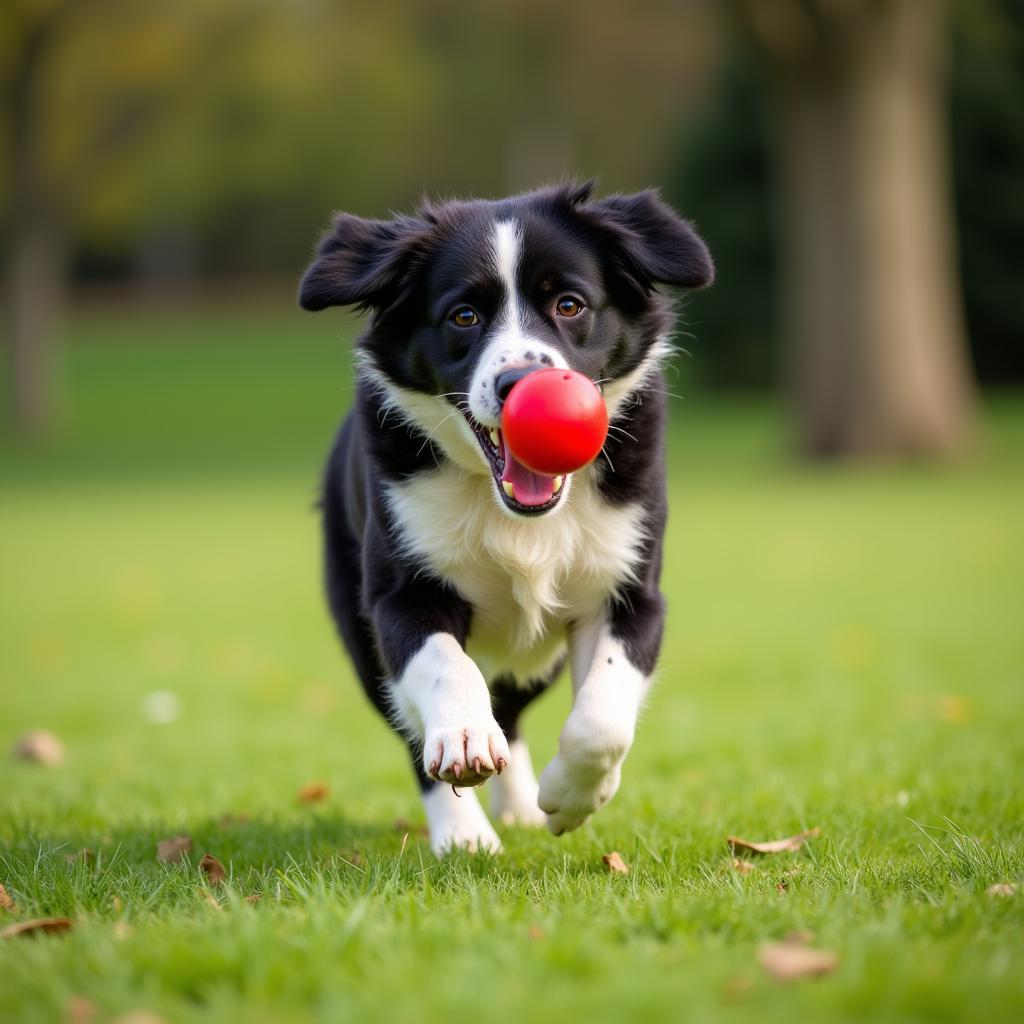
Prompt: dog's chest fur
<box><xmin>385</xmin><ymin>464</ymin><xmax>646</xmax><ymax>683</ymax></box>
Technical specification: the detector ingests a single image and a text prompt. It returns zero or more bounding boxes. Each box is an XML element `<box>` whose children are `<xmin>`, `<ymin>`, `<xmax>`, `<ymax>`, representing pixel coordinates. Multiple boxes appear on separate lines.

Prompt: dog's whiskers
<box><xmin>415</xmin><ymin>408</ymin><xmax>463</xmax><ymax>459</ymax></box>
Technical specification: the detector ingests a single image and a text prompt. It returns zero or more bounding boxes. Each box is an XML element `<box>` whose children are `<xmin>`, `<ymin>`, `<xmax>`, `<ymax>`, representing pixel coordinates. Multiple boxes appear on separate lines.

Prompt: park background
<box><xmin>2</xmin><ymin>2</ymin><xmax>1023</xmax><ymax>1022</ymax></box>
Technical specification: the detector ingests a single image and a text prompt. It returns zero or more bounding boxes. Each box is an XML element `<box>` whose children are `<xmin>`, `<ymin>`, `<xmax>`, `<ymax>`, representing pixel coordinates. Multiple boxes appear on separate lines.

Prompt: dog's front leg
<box><xmin>388</xmin><ymin>631</ymin><xmax>510</xmax><ymax>788</ymax></box>
<box><xmin>538</xmin><ymin>597</ymin><xmax>662</xmax><ymax>835</ymax></box>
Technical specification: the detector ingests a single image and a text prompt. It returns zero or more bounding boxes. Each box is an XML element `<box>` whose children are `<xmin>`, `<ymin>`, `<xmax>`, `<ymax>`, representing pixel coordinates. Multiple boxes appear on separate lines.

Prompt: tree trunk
<box><xmin>6</xmin><ymin>215</ymin><xmax>67</xmax><ymax>435</ymax></box>
<box><xmin>744</xmin><ymin>0</ymin><xmax>976</xmax><ymax>457</ymax></box>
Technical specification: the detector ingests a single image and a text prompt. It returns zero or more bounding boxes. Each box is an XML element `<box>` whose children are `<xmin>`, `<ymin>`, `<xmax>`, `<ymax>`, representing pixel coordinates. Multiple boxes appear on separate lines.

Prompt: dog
<box><xmin>299</xmin><ymin>182</ymin><xmax>712</xmax><ymax>855</ymax></box>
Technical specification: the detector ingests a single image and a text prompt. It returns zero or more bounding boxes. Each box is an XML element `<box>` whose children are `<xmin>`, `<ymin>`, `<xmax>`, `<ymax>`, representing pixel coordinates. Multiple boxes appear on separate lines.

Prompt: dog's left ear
<box><xmin>298</xmin><ymin>212</ymin><xmax>432</xmax><ymax>315</ymax></box>
<box><xmin>583</xmin><ymin>189</ymin><xmax>714</xmax><ymax>292</ymax></box>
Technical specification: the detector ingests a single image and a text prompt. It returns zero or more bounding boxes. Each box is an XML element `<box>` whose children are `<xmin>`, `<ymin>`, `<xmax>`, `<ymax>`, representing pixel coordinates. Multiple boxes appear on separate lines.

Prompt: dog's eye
<box><xmin>450</xmin><ymin>307</ymin><xmax>479</xmax><ymax>328</ymax></box>
<box><xmin>555</xmin><ymin>296</ymin><xmax>584</xmax><ymax>318</ymax></box>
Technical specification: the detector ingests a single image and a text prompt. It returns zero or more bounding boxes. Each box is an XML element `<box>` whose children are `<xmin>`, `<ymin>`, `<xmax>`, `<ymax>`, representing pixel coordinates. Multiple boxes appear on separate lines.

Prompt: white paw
<box><xmin>423</xmin><ymin>784</ymin><xmax>502</xmax><ymax>856</ymax></box>
<box><xmin>538</xmin><ymin>756</ymin><xmax>621</xmax><ymax>835</ymax></box>
<box><xmin>537</xmin><ymin>712</ymin><xmax>630</xmax><ymax>835</ymax></box>
<box><xmin>491</xmin><ymin>738</ymin><xmax>548</xmax><ymax>827</ymax></box>
<box><xmin>423</xmin><ymin>714</ymin><xmax>510</xmax><ymax>787</ymax></box>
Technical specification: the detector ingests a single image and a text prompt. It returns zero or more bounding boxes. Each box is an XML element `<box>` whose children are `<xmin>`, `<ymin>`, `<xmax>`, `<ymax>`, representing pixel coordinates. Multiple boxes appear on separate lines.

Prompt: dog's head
<box><xmin>300</xmin><ymin>182</ymin><xmax>712</xmax><ymax>517</ymax></box>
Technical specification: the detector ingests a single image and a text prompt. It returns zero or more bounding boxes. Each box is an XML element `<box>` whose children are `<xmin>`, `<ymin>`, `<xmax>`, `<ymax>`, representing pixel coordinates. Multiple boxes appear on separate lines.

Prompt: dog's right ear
<box><xmin>298</xmin><ymin>213</ymin><xmax>432</xmax><ymax>315</ymax></box>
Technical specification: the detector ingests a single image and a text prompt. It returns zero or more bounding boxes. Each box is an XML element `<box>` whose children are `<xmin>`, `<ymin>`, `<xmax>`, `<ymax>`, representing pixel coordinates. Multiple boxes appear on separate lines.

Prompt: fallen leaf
<box><xmin>201</xmin><ymin>891</ymin><xmax>223</xmax><ymax>911</ymax></box>
<box><xmin>759</xmin><ymin>941</ymin><xmax>839</xmax><ymax>981</ymax></box>
<box><xmin>11</xmin><ymin>729</ymin><xmax>65</xmax><ymax>766</ymax></box>
<box><xmin>1</xmin><ymin>917</ymin><xmax>74</xmax><ymax>939</ymax></box>
<box><xmin>393</xmin><ymin>818</ymin><xmax>429</xmax><ymax>838</ymax></box>
<box><xmin>217</xmin><ymin>812</ymin><xmax>251</xmax><ymax>828</ymax></box>
<box><xmin>65</xmin><ymin>848</ymin><xmax>94</xmax><ymax>865</ymax></box>
<box><xmin>727</xmin><ymin>828</ymin><xmax>821</xmax><ymax>856</ymax></box>
<box><xmin>66</xmin><ymin>995</ymin><xmax>96</xmax><ymax>1024</ymax></box>
<box><xmin>111</xmin><ymin>1012</ymin><xmax>168</xmax><ymax>1024</ymax></box>
<box><xmin>0</xmin><ymin>883</ymin><xmax>14</xmax><ymax>911</ymax></box>
<box><xmin>776</xmin><ymin>880</ymin><xmax>789</xmax><ymax>893</ymax></box>
<box><xmin>298</xmin><ymin>781</ymin><xmax>329</xmax><ymax>804</ymax></box>
<box><xmin>937</xmin><ymin>694</ymin><xmax>972</xmax><ymax>724</ymax></box>
<box><xmin>721</xmin><ymin>974</ymin><xmax>754</xmax><ymax>1000</ymax></box>
<box><xmin>602</xmin><ymin>851</ymin><xmax>630</xmax><ymax>875</ymax></box>
<box><xmin>732</xmin><ymin>858</ymin><xmax>756</xmax><ymax>875</ymax></box>
<box><xmin>244</xmin><ymin>893</ymin><xmax>262</xmax><ymax>905</ymax></box>
<box><xmin>156</xmin><ymin>836</ymin><xmax>192</xmax><ymax>863</ymax></box>
<box><xmin>199</xmin><ymin>853</ymin><xmax>226</xmax><ymax>885</ymax></box>
<box><xmin>986</xmin><ymin>882</ymin><xmax>1018</xmax><ymax>897</ymax></box>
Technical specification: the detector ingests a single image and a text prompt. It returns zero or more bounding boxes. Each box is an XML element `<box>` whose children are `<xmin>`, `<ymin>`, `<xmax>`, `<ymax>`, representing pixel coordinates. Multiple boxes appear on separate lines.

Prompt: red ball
<box><xmin>501</xmin><ymin>368</ymin><xmax>609</xmax><ymax>476</ymax></box>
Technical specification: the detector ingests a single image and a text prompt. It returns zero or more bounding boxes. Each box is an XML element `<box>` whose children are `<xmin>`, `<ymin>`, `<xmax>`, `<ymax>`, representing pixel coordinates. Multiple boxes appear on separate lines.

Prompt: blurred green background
<box><xmin>2</xmin><ymin>2</ymin><xmax>1024</xmax><ymax>1022</ymax></box>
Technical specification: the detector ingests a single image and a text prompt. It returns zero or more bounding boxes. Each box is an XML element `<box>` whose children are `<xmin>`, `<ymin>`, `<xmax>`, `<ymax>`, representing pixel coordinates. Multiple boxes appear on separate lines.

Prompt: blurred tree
<box><xmin>1</xmin><ymin>0</ymin><xmax>249</xmax><ymax>435</ymax></box>
<box><xmin>733</xmin><ymin>0</ymin><xmax>976</xmax><ymax>457</ymax></box>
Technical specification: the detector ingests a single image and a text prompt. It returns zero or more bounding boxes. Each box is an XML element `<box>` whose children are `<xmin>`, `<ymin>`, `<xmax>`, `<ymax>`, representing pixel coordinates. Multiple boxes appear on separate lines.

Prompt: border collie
<box><xmin>299</xmin><ymin>182</ymin><xmax>712</xmax><ymax>855</ymax></box>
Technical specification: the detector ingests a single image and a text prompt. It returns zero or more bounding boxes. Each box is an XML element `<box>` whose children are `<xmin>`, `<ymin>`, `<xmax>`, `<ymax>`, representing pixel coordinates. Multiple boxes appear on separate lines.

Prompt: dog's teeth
<box><xmin>502</xmin><ymin>481</ymin><xmax>515</xmax><ymax>500</ymax></box>
<box><xmin>489</xmin><ymin>429</ymin><xmax>499</xmax><ymax>448</ymax></box>
<box><xmin>552</xmin><ymin>476</ymin><xmax>564</xmax><ymax>493</ymax></box>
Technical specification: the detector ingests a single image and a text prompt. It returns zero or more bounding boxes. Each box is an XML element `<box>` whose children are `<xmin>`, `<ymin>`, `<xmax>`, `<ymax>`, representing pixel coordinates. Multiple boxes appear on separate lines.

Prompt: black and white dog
<box><xmin>299</xmin><ymin>182</ymin><xmax>712</xmax><ymax>854</ymax></box>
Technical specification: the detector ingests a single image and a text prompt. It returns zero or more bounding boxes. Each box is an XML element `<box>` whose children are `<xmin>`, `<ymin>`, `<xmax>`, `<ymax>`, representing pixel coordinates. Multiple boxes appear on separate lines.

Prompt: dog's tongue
<box><xmin>501</xmin><ymin>436</ymin><xmax>555</xmax><ymax>506</ymax></box>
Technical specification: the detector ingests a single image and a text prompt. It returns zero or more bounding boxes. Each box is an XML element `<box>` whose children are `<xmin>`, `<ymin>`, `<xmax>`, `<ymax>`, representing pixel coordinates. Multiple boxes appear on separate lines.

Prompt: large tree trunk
<box><xmin>4</xmin><ymin>7</ymin><xmax>70</xmax><ymax>437</ymax></box>
<box><xmin>6</xmin><ymin>214</ymin><xmax>67</xmax><ymax>435</ymax></box>
<box><xmin>739</xmin><ymin>0</ymin><xmax>975</xmax><ymax>457</ymax></box>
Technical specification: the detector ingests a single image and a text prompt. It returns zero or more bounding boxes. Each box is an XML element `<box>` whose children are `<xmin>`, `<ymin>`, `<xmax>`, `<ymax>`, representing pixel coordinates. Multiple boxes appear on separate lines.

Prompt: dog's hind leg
<box><xmin>489</xmin><ymin>669</ymin><xmax>561</xmax><ymax>827</ymax></box>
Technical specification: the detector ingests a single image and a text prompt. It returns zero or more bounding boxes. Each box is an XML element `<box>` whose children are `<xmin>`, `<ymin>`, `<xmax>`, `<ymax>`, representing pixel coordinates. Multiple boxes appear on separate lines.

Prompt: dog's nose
<box><xmin>495</xmin><ymin>366</ymin><xmax>541</xmax><ymax>406</ymax></box>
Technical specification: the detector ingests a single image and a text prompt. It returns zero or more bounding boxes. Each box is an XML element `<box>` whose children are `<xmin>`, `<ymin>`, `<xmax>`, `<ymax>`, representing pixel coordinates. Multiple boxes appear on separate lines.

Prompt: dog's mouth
<box><xmin>461</xmin><ymin>410</ymin><xmax>565</xmax><ymax>516</ymax></box>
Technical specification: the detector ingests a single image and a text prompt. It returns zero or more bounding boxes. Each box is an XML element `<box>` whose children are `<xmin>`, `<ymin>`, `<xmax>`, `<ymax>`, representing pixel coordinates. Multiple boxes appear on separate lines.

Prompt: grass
<box><xmin>2</xmin><ymin>299</ymin><xmax>1023</xmax><ymax>1023</ymax></box>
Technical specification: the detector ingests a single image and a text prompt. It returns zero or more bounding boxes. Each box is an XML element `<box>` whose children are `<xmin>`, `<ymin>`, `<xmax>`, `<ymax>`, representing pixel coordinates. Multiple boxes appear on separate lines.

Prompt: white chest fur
<box><xmin>384</xmin><ymin>466</ymin><xmax>647</xmax><ymax>684</ymax></box>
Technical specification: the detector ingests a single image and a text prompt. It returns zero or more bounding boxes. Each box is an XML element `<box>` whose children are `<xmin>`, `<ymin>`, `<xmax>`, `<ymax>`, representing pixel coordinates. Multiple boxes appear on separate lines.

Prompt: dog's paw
<box><xmin>538</xmin><ymin>756</ymin><xmax>622</xmax><ymax>835</ymax></box>
<box><xmin>491</xmin><ymin>739</ymin><xmax>547</xmax><ymax>827</ymax></box>
<box><xmin>423</xmin><ymin>785</ymin><xmax>502</xmax><ymax>856</ymax></box>
<box><xmin>423</xmin><ymin>716</ymin><xmax>510</xmax><ymax>788</ymax></box>
<box><xmin>537</xmin><ymin>711</ymin><xmax>630</xmax><ymax>835</ymax></box>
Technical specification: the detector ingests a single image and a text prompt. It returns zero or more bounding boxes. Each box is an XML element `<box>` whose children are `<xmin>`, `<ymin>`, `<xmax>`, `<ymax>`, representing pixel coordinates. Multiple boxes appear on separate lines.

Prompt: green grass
<box><xmin>2</xmin><ymin>301</ymin><xmax>1023</xmax><ymax>1023</ymax></box>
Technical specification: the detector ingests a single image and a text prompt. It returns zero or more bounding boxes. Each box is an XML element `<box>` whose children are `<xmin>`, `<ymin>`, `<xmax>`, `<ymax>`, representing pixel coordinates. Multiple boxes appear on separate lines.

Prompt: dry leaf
<box><xmin>986</xmin><ymin>882</ymin><xmax>1018</xmax><ymax>897</ymax></box>
<box><xmin>199</xmin><ymin>853</ymin><xmax>226</xmax><ymax>885</ymax></box>
<box><xmin>1</xmin><ymin>917</ymin><xmax>74</xmax><ymax>939</ymax></box>
<box><xmin>156</xmin><ymin>836</ymin><xmax>192</xmax><ymax>863</ymax></box>
<box><xmin>298</xmin><ymin>781</ymin><xmax>329</xmax><ymax>804</ymax></box>
<box><xmin>728</xmin><ymin>828</ymin><xmax>821</xmax><ymax>856</ymax></box>
<box><xmin>393</xmin><ymin>818</ymin><xmax>429</xmax><ymax>838</ymax></box>
<box><xmin>66</xmin><ymin>995</ymin><xmax>96</xmax><ymax>1024</ymax></box>
<box><xmin>0</xmin><ymin>883</ymin><xmax>14</xmax><ymax>911</ymax></box>
<box><xmin>217</xmin><ymin>812</ymin><xmax>251</xmax><ymax>828</ymax></box>
<box><xmin>732</xmin><ymin>858</ymin><xmax>755</xmax><ymax>876</ymax></box>
<box><xmin>602</xmin><ymin>851</ymin><xmax>630</xmax><ymax>875</ymax></box>
<box><xmin>759</xmin><ymin>941</ymin><xmax>839</xmax><ymax>981</ymax></box>
<box><xmin>11</xmin><ymin>729</ymin><xmax>65</xmax><ymax>766</ymax></box>
<box><xmin>201</xmin><ymin>891</ymin><xmax>223</xmax><ymax>911</ymax></box>
<box><xmin>775</xmin><ymin>880</ymin><xmax>789</xmax><ymax>893</ymax></box>
<box><xmin>244</xmin><ymin>893</ymin><xmax>262</xmax><ymax>904</ymax></box>
<box><xmin>65</xmin><ymin>848</ymin><xmax>94</xmax><ymax>865</ymax></box>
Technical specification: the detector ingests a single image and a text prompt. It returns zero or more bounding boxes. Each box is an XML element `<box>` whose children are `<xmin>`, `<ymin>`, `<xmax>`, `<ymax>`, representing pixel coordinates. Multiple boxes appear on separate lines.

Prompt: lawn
<box><xmin>2</xmin><ymin>299</ymin><xmax>1023</xmax><ymax>1023</ymax></box>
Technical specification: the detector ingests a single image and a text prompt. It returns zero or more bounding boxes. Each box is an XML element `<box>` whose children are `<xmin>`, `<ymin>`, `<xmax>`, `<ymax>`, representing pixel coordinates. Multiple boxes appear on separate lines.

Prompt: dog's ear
<box><xmin>298</xmin><ymin>213</ymin><xmax>432</xmax><ymax>315</ymax></box>
<box><xmin>581</xmin><ymin>189</ymin><xmax>713</xmax><ymax>293</ymax></box>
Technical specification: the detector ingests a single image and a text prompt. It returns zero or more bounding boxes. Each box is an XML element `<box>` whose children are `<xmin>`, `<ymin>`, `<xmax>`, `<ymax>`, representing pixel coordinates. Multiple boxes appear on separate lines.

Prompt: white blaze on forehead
<box><xmin>469</xmin><ymin>218</ymin><xmax>566</xmax><ymax>426</ymax></box>
<box><xmin>493</xmin><ymin>219</ymin><xmax>523</xmax><ymax>335</ymax></box>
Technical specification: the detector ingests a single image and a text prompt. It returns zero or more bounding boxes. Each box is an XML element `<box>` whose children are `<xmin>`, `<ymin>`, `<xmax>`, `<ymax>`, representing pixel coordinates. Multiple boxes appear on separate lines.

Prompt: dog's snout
<box><xmin>495</xmin><ymin>365</ymin><xmax>540</xmax><ymax>406</ymax></box>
